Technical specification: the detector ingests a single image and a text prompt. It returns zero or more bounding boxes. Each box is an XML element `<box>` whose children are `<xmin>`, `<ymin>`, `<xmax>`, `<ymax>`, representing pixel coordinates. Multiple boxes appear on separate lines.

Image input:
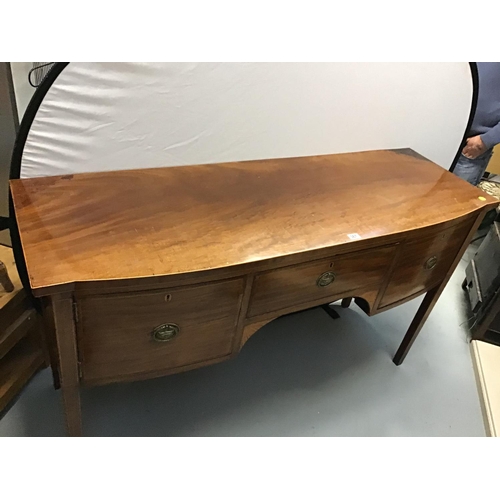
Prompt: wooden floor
<box><xmin>471</xmin><ymin>340</ymin><xmax>500</xmax><ymax>437</ymax></box>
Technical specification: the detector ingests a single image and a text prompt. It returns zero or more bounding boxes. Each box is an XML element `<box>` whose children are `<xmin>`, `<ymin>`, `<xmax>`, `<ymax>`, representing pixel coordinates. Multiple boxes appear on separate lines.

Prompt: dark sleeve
<box><xmin>481</xmin><ymin>121</ymin><xmax>500</xmax><ymax>149</ymax></box>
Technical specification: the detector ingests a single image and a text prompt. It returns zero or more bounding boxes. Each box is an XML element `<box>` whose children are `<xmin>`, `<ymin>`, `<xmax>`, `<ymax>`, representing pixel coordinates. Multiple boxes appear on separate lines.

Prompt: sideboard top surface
<box><xmin>10</xmin><ymin>148</ymin><xmax>498</xmax><ymax>295</ymax></box>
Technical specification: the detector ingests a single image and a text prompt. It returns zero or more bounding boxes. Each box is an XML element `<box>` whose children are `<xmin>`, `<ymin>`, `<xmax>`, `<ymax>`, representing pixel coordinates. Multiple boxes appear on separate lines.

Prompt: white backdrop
<box><xmin>19</xmin><ymin>62</ymin><xmax>473</xmax><ymax>178</ymax></box>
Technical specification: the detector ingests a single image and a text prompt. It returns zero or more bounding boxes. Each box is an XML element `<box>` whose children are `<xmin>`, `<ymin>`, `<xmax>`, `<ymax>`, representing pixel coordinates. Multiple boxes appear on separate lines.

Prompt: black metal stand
<box><xmin>463</xmin><ymin>222</ymin><xmax>500</xmax><ymax>345</ymax></box>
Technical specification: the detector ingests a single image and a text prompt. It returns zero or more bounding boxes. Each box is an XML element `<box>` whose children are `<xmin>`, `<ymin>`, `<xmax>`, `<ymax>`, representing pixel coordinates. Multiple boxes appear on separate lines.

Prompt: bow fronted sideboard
<box><xmin>10</xmin><ymin>149</ymin><xmax>498</xmax><ymax>435</ymax></box>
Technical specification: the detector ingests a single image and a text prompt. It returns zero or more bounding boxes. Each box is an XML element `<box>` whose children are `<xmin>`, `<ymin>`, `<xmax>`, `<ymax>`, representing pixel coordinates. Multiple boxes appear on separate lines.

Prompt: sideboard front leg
<box><xmin>52</xmin><ymin>296</ymin><xmax>82</xmax><ymax>436</ymax></box>
<box><xmin>394</xmin><ymin>209</ymin><xmax>490</xmax><ymax>366</ymax></box>
<box><xmin>393</xmin><ymin>286</ymin><xmax>440</xmax><ymax>365</ymax></box>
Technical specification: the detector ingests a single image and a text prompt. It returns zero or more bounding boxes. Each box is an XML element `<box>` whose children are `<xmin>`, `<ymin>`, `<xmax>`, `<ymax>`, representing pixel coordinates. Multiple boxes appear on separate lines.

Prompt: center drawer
<box><xmin>77</xmin><ymin>278</ymin><xmax>244</xmax><ymax>383</ymax></box>
<box><xmin>247</xmin><ymin>245</ymin><xmax>396</xmax><ymax>318</ymax></box>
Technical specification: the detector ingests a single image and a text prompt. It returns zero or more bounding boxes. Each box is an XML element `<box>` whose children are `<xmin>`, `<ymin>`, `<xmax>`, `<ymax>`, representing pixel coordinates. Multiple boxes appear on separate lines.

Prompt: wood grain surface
<box><xmin>10</xmin><ymin>149</ymin><xmax>498</xmax><ymax>296</ymax></box>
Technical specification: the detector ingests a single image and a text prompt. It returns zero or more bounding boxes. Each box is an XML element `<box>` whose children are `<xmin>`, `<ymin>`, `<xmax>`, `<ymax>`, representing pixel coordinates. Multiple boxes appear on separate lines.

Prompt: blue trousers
<box><xmin>453</xmin><ymin>149</ymin><xmax>493</xmax><ymax>186</ymax></box>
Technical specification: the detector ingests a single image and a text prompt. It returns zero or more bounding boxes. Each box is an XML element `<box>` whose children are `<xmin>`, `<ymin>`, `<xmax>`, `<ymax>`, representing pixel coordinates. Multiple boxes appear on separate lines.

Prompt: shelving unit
<box><xmin>0</xmin><ymin>338</ymin><xmax>44</xmax><ymax>413</ymax></box>
<box><xmin>0</xmin><ymin>245</ymin><xmax>45</xmax><ymax>414</ymax></box>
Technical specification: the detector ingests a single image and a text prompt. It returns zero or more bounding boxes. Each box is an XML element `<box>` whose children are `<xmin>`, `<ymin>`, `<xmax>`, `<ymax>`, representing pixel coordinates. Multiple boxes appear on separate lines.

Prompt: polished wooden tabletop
<box><xmin>10</xmin><ymin>149</ymin><xmax>498</xmax><ymax>294</ymax></box>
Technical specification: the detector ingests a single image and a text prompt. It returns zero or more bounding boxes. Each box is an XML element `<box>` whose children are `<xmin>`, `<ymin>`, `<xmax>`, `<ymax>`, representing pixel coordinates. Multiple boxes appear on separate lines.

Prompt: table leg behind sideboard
<box><xmin>52</xmin><ymin>295</ymin><xmax>82</xmax><ymax>437</ymax></box>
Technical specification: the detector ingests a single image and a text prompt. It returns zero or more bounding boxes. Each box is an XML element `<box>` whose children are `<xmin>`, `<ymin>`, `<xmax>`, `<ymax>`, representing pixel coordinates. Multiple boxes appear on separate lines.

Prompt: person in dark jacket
<box><xmin>454</xmin><ymin>62</ymin><xmax>500</xmax><ymax>185</ymax></box>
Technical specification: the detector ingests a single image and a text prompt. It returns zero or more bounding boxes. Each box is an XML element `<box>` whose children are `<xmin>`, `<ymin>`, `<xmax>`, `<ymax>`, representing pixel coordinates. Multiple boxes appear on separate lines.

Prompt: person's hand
<box><xmin>462</xmin><ymin>135</ymin><xmax>487</xmax><ymax>159</ymax></box>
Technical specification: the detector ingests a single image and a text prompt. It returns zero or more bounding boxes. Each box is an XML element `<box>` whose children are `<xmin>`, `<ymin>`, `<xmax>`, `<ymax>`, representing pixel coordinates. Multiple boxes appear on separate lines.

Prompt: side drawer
<box><xmin>77</xmin><ymin>278</ymin><xmax>244</xmax><ymax>383</ymax></box>
<box><xmin>379</xmin><ymin>217</ymin><xmax>474</xmax><ymax>308</ymax></box>
<box><xmin>247</xmin><ymin>245</ymin><xmax>396</xmax><ymax>318</ymax></box>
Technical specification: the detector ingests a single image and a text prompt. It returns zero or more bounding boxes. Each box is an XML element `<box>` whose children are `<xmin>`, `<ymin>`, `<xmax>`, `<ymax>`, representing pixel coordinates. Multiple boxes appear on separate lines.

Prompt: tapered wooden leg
<box><xmin>394</xmin><ymin>208</ymin><xmax>491</xmax><ymax>366</ymax></box>
<box><xmin>52</xmin><ymin>295</ymin><xmax>82</xmax><ymax>436</ymax></box>
<box><xmin>393</xmin><ymin>286</ymin><xmax>440</xmax><ymax>365</ymax></box>
<box><xmin>60</xmin><ymin>385</ymin><xmax>83</xmax><ymax>437</ymax></box>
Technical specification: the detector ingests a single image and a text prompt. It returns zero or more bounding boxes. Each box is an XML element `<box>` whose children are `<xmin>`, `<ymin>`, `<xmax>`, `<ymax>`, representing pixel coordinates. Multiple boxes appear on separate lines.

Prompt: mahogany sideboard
<box><xmin>10</xmin><ymin>148</ymin><xmax>498</xmax><ymax>436</ymax></box>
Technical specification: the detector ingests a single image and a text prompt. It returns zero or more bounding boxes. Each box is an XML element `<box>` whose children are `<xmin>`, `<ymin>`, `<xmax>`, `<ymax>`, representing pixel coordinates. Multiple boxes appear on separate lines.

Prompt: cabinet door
<box><xmin>77</xmin><ymin>278</ymin><xmax>244</xmax><ymax>383</ymax></box>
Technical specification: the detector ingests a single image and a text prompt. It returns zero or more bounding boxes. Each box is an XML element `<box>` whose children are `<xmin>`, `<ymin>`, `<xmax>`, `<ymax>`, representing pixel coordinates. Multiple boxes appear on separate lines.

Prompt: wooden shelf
<box><xmin>0</xmin><ymin>308</ymin><xmax>38</xmax><ymax>360</ymax></box>
<box><xmin>0</xmin><ymin>244</ymin><xmax>33</xmax><ymax>361</ymax></box>
<box><xmin>0</xmin><ymin>245</ymin><xmax>46</xmax><ymax>415</ymax></box>
<box><xmin>0</xmin><ymin>337</ymin><xmax>44</xmax><ymax>414</ymax></box>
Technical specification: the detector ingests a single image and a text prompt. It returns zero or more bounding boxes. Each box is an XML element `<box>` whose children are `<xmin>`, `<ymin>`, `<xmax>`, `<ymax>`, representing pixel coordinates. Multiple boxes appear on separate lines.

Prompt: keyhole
<box><xmin>329</xmin><ymin>263</ymin><xmax>333</xmax><ymax>268</ymax></box>
<box><xmin>165</xmin><ymin>294</ymin><xmax>172</xmax><ymax>302</ymax></box>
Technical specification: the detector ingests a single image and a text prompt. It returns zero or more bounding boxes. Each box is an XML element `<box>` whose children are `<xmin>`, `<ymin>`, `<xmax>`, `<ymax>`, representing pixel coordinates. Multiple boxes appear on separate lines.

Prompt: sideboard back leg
<box><xmin>341</xmin><ymin>297</ymin><xmax>352</xmax><ymax>308</ymax></box>
<box><xmin>52</xmin><ymin>295</ymin><xmax>82</xmax><ymax>436</ymax></box>
<box><xmin>320</xmin><ymin>303</ymin><xmax>341</xmax><ymax>320</ymax></box>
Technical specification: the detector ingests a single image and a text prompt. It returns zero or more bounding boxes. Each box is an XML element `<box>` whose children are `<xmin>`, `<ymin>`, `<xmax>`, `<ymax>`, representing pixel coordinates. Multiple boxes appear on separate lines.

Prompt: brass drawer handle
<box><xmin>424</xmin><ymin>256</ymin><xmax>438</xmax><ymax>270</ymax></box>
<box><xmin>152</xmin><ymin>323</ymin><xmax>180</xmax><ymax>342</ymax></box>
<box><xmin>317</xmin><ymin>271</ymin><xmax>336</xmax><ymax>287</ymax></box>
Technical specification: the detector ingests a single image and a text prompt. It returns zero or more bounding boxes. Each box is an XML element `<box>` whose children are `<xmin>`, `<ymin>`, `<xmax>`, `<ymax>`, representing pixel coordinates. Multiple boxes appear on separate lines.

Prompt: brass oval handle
<box><xmin>152</xmin><ymin>323</ymin><xmax>180</xmax><ymax>342</ymax></box>
<box><xmin>317</xmin><ymin>271</ymin><xmax>336</xmax><ymax>287</ymax></box>
<box><xmin>424</xmin><ymin>256</ymin><xmax>438</xmax><ymax>270</ymax></box>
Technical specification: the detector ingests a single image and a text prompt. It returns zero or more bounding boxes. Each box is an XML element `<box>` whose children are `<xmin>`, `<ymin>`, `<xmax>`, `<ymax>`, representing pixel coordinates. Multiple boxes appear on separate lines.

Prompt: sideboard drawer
<box><xmin>247</xmin><ymin>246</ymin><xmax>396</xmax><ymax>318</ymax></box>
<box><xmin>77</xmin><ymin>279</ymin><xmax>244</xmax><ymax>382</ymax></box>
<box><xmin>379</xmin><ymin>217</ymin><xmax>474</xmax><ymax>308</ymax></box>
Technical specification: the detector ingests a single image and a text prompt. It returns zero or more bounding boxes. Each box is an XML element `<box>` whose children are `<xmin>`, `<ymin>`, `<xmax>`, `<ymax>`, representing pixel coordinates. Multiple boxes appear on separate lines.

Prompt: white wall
<box><xmin>19</xmin><ymin>63</ymin><xmax>472</xmax><ymax>178</ymax></box>
<box><xmin>10</xmin><ymin>62</ymin><xmax>35</xmax><ymax>121</ymax></box>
